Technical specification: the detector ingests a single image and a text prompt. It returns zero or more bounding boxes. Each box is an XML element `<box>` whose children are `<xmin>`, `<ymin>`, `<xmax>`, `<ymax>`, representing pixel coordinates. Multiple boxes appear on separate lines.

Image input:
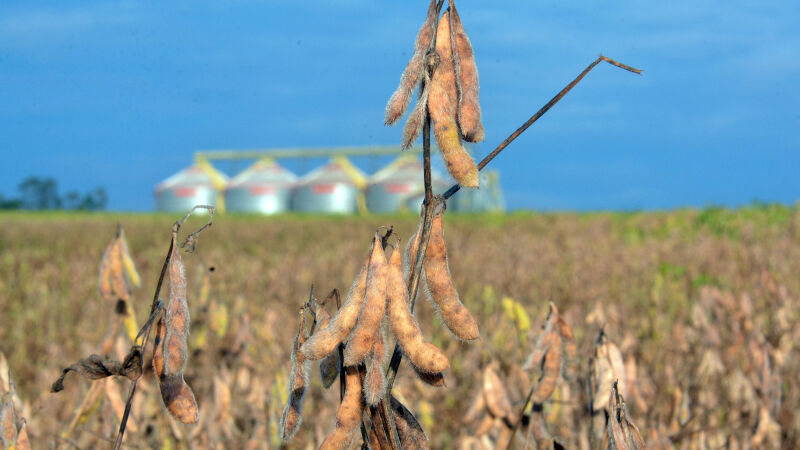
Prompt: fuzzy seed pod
<box><xmin>301</xmin><ymin>257</ymin><xmax>369</xmax><ymax>361</ymax></box>
<box><xmin>428</xmin><ymin>10</ymin><xmax>479</xmax><ymax>188</ymax></box>
<box><xmin>390</xmin><ymin>396</ymin><xmax>431</xmax><ymax>449</ymax></box>
<box><xmin>482</xmin><ymin>364</ymin><xmax>512</xmax><ymax>420</ymax></box>
<box><xmin>607</xmin><ymin>393</ymin><xmax>629</xmax><ymax>450</ymax></box>
<box><xmin>435</xmin><ymin>9</ymin><xmax>458</xmax><ymax>113</ymax></box>
<box><xmin>523</xmin><ymin>304</ymin><xmax>559</xmax><ymax>371</ymax></box>
<box><xmin>319</xmin><ymin>366</ymin><xmax>364</xmax><ymax>450</ymax></box>
<box><xmin>15</xmin><ymin>419</ymin><xmax>30</xmax><ymax>450</ymax></box>
<box><xmin>159</xmin><ymin>374</ymin><xmax>199</xmax><ymax>424</ymax></box>
<box><xmin>401</xmin><ymin>78</ymin><xmax>431</xmax><ymax>149</ymax></box>
<box><xmin>388</xmin><ymin>245</ymin><xmax>449</xmax><ymax>373</ymax></box>
<box><xmin>529</xmin><ymin>408</ymin><xmax>554</xmax><ymax>450</ymax></box>
<box><xmin>533</xmin><ymin>331</ymin><xmax>562</xmax><ymax>404</ymax></box>
<box><xmin>315</xmin><ymin>305</ymin><xmax>340</xmax><ymax>389</ymax></box>
<box><xmin>165</xmin><ymin>239</ymin><xmax>189</xmax><ymax>375</ymax></box>
<box><xmin>98</xmin><ymin>238</ymin><xmax>114</xmax><ymax>300</ymax></box>
<box><xmin>385</xmin><ymin>0</ymin><xmax>437</xmax><ymax>125</ymax></box>
<box><xmin>343</xmin><ymin>234</ymin><xmax>389</xmax><ymax>366</ymax></box>
<box><xmin>1</xmin><ymin>396</ymin><xmax>16</xmax><ymax>449</ymax></box>
<box><xmin>591</xmin><ymin>334</ymin><xmax>626</xmax><ymax>413</ymax></box>
<box><xmin>118</xmin><ymin>229</ymin><xmax>141</xmax><ymax>288</ymax></box>
<box><xmin>153</xmin><ymin>314</ymin><xmax>199</xmax><ymax>424</ymax></box>
<box><xmin>557</xmin><ymin>317</ymin><xmax>578</xmax><ymax>381</ymax></box>
<box><xmin>424</xmin><ymin>210</ymin><xmax>479</xmax><ymax>340</ymax></box>
<box><xmin>363</xmin><ymin>325</ymin><xmax>388</xmax><ymax>406</ymax></box>
<box><xmin>109</xmin><ymin>238</ymin><xmax>130</xmax><ymax>300</ymax></box>
<box><xmin>449</xmin><ymin>1</ymin><xmax>484</xmax><ymax>142</ymax></box>
<box><xmin>281</xmin><ymin>309</ymin><xmax>310</xmax><ymax>441</ymax></box>
<box><xmin>150</xmin><ymin>238</ymin><xmax>199</xmax><ymax>424</ymax></box>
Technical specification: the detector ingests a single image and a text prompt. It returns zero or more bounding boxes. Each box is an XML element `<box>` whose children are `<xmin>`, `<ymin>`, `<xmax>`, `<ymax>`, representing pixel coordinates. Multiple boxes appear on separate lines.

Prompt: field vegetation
<box><xmin>0</xmin><ymin>204</ymin><xmax>798</xmax><ymax>448</ymax></box>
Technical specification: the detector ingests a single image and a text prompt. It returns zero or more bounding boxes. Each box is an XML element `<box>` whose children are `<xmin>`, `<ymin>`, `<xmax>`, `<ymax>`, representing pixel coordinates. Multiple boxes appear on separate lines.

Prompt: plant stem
<box><xmin>442</xmin><ymin>54</ymin><xmax>641</xmax><ymax>200</ymax></box>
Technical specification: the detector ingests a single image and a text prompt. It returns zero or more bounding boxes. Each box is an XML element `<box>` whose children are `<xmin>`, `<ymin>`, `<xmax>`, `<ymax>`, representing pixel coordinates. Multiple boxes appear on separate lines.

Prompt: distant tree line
<box><xmin>0</xmin><ymin>177</ymin><xmax>107</xmax><ymax>211</ymax></box>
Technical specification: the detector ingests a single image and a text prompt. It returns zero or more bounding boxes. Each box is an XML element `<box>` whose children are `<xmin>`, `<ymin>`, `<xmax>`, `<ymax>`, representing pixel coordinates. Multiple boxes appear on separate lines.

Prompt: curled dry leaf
<box><xmin>388</xmin><ymin>242</ymin><xmax>450</xmax><ymax>374</ymax></box>
<box><xmin>425</xmin><ymin>208</ymin><xmax>479</xmax><ymax>340</ymax></box>
<box><xmin>51</xmin><ymin>348</ymin><xmax>143</xmax><ymax>392</ymax></box>
<box><xmin>343</xmin><ymin>234</ymin><xmax>389</xmax><ymax>366</ymax></box>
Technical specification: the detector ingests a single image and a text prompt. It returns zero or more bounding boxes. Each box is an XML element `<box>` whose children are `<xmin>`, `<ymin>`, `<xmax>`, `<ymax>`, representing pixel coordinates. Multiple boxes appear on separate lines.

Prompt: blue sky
<box><xmin>0</xmin><ymin>0</ymin><xmax>798</xmax><ymax>211</ymax></box>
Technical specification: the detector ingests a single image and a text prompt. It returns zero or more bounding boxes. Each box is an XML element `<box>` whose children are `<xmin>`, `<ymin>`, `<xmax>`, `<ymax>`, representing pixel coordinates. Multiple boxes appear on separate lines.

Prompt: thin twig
<box><xmin>442</xmin><ymin>54</ymin><xmax>642</xmax><ymax>200</ymax></box>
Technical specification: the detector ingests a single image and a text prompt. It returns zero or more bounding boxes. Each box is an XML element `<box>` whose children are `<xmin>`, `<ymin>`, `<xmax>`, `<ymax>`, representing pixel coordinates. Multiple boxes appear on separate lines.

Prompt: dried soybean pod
<box><xmin>449</xmin><ymin>0</ymin><xmax>483</xmax><ymax>142</ymax></box>
<box><xmin>533</xmin><ymin>332</ymin><xmax>562</xmax><ymax>404</ymax></box>
<box><xmin>529</xmin><ymin>407</ymin><xmax>554</xmax><ymax>450</ymax></box>
<box><xmin>435</xmin><ymin>9</ymin><xmax>458</xmax><ymax>112</ymax></box>
<box><xmin>363</xmin><ymin>326</ymin><xmax>387</xmax><ymax>406</ymax></box>
<box><xmin>301</xmin><ymin>254</ymin><xmax>370</xmax><ymax>361</ymax></box>
<box><xmin>607</xmin><ymin>389</ymin><xmax>630</xmax><ymax>450</ymax></box>
<box><xmin>424</xmin><ymin>209</ymin><xmax>479</xmax><ymax>340</ymax></box>
<box><xmin>385</xmin><ymin>0</ymin><xmax>438</xmax><ymax>125</ymax></box>
<box><xmin>159</xmin><ymin>374</ymin><xmax>199</xmax><ymax>424</ymax></box>
<box><xmin>15</xmin><ymin>419</ymin><xmax>31</xmax><ymax>450</ymax></box>
<box><xmin>281</xmin><ymin>309</ymin><xmax>310</xmax><ymax>441</ymax></box>
<box><xmin>402</xmin><ymin>77</ymin><xmax>431</xmax><ymax>149</ymax></box>
<box><xmin>152</xmin><ymin>315</ymin><xmax>166</xmax><ymax>376</ymax></box>
<box><xmin>98</xmin><ymin>237</ymin><xmax>115</xmax><ymax>300</ymax></box>
<box><xmin>482</xmin><ymin>364</ymin><xmax>512</xmax><ymax>420</ymax></box>
<box><xmin>388</xmin><ymin>244</ymin><xmax>449</xmax><ymax>373</ymax></box>
<box><xmin>557</xmin><ymin>317</ymin><xmax>578</xmax><ymax>381</ymax></box>
<box><xmin>316</xmin><ymin>305</ymin><xmax>340</xmax><ymax>389</ymax></box>
<box><xmin>118</xmin><ymin>229</ymin><xmax>141</xmax><ymax>288</ymax></box>
<box><xmin>319</xmin><ymin>366</ymin><xmax>365</xmax><ymax>450</ymax></box>
<box><xmin>429</xmin><ymin>68</ymin><xmax>478</xmax><ymax>187</ymax></box>
<box><xmin>343</xmin><ymin>234</ymin><xmax>389</xmax><ymax>366</ymax></box>
<box><xmin>164</xmin><ymin>237</ymin><xmax>189</xmax><ymax>375</ymax></box>
<box><xmin>109</xmin><ymin>237</ymin><xmax>130</xmax><ymax>299</ymax></box>
<box><xmin>390</xmin><ymin>396</ymin><xmax>431</xmax><ymax>450</ymax></box>
<box><xmin>428</xmin><ymin>10</ymin><xmax>478</xmax><ymax>188</ymax></box>
<box><xmin>523</xmin><ymin>303</ymin><xmax>559</xmax><ymax>371</ymax></box>
<box><xmin>0</xmin><ymin>395</ymin><xmax>16</xmax><ymax>449</ymax></box>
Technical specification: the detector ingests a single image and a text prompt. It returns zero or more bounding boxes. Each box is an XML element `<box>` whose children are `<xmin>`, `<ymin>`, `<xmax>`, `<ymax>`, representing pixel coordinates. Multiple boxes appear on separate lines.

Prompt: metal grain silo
<box><xmin>224</xmin><ymin>160</ymin><xmax>297</xmax><ymax>214</ymax></box>
<box><xmin>154</xmin><ymin>164</ymin><xmax>228</xmax><ymax>213</ymax></box>
<box><xmin>291</xmin><ymin>157</ymin><xmax>367</xmax><ymax>214</ymax></box>
<box><xmin>450</xmin><ymin>170</ymin><xmax>505</xmax><ymax>212</ymax></box>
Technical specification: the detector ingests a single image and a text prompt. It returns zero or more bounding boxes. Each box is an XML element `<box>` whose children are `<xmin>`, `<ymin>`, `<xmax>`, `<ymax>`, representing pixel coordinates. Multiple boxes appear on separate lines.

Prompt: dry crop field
<box><xmin>0</xmin><ymin>206</ymin><xmax>799</xmax><ymax>448</ymax></box>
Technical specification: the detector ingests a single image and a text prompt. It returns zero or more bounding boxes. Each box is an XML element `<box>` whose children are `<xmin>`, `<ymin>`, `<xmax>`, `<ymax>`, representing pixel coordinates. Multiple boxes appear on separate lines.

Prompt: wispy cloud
<box><xmin>0</xmin><ymin>2</ymin><xmax>139</xmax><ymax>41</ymax></box>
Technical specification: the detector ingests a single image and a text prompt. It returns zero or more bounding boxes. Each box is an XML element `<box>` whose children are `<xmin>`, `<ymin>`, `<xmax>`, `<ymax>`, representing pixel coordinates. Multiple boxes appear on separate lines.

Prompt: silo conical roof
<box><xmin>366</xmin><ymin>156</ymin><xmax>448</xmax><ymax>213</ymax></box>
<box><xmin>155</xmin><ymin>165</ymin><xmax>228</xmax><ymax>213</ymax></box>
<box><xmin>225</xmin><ymin>160</ymin><xmax>297</xmax><ymax>214</ymax></box>
<box><xmin>291</xmin><ymin>157</ymin><xmax>367</xmax><ymax>214</ymax></box>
